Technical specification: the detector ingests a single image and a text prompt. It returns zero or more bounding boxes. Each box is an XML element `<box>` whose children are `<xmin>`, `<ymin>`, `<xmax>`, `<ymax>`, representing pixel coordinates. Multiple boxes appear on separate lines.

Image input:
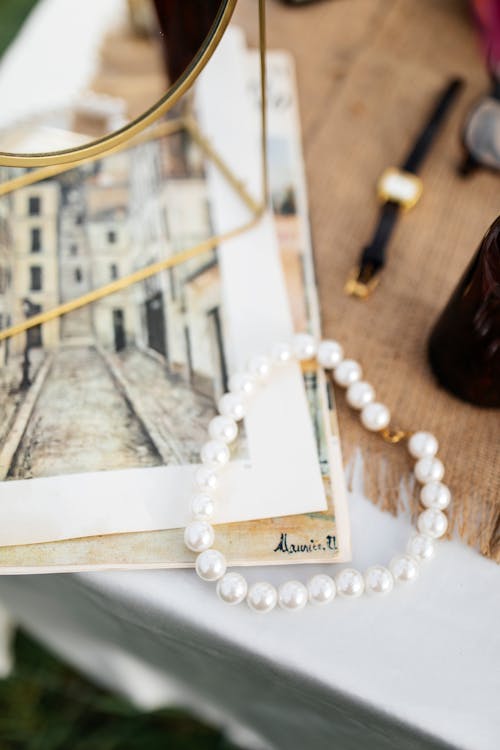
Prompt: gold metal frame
<box><xmin>0</xmin><ymin>0</ymin><xmax>269</xmax><ymax>343</ymax></box>
<box><xmin>0</xmin><ymin>0</ymin><xmax>238</xmax><ymax>168</ymax></box>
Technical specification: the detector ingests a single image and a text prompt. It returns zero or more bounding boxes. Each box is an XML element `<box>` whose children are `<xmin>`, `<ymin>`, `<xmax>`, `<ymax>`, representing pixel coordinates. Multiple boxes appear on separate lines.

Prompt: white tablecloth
<box><xmin>0</xmin><ymin>477</ymin><xmax>498</xmax><ymax>750</ymax></box>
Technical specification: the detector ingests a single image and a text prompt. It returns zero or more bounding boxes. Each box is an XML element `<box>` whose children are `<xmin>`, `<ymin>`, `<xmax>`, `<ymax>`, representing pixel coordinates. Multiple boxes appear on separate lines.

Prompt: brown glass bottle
<box><xmin>428</xmin><ymin>215</ymin><xmax>500</xmax><ymax>407</ymax></box>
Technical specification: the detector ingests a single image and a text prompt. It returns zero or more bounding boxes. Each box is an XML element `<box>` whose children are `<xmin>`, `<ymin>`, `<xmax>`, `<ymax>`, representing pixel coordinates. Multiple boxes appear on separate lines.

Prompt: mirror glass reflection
<box><xmin>0</xmin><ymin>0</ymin><xmax>226</xmax><ymax>156</ymax></box>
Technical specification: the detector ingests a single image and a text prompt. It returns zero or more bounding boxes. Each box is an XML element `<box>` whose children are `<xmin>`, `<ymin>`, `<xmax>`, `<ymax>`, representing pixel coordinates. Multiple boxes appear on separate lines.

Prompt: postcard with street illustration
<box><xmin>0</xmin><ymin>18</ymin><xmax>350</xmax><ymax>570</ymax></box>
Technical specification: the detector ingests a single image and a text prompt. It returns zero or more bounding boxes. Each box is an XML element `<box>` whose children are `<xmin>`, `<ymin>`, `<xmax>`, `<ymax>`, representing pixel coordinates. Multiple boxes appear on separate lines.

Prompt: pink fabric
<box><xmin>472</xmin><ymin>0</ymin><xmax>500</xmax><ymax>67</ymax></box>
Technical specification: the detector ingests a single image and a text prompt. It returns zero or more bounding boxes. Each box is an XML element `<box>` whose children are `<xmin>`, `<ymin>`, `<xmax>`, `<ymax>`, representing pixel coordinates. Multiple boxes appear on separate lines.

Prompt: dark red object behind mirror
<box><xmin>153</xmin><ymin>0</ymin><xmax>224</xmax><ymax>84</ymax></box>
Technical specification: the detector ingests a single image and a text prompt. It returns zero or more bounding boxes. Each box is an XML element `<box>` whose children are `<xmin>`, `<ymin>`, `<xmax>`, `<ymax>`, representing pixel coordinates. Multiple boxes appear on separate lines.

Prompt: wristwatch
<box><xmin>345</xmin><ymin>77</ymin><xmax>463</xmax><ymax>299</ymax></box>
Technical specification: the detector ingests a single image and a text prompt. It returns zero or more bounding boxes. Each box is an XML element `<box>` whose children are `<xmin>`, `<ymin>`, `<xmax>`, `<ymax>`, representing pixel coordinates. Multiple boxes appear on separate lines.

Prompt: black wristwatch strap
<box><xmin>356</xmin><ymin>202</ymin><xmax>400</xmax><ymax>283</ymax></box>
<box><xmin>403</xmin><ymin>78</ymin><xmax>463</xmax><ymax>173</ymax></box>
<box><xmin>348</xmin><ymin>78</ymin><xmax>463</xmax><ymax>298</ymax></box>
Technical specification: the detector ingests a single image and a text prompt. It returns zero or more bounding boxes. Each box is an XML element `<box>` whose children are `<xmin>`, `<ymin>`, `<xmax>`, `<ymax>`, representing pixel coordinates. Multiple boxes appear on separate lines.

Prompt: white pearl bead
<box><xmin>195</xmin><ymin>549</ymin><xmax>227</xmax><ymax>581</ymax></box>
<box><xmin>278</xmin><ymin>580</ymin><xmax>308</xmax><ymax>611</ymax></box>
<box><xmin>408</xmin><ymin>431</ymin><xmax>439</xmax><ymax>459</ymax></box>
<box><xmin>407</xmin><ymin>533</ymin><xmax>435</xmax><ymax>561</ymax></box>
<box><xmin>346</xmin><ymin>381</ymin><xmax>375</xmax><ymax>410</ymax></box>
<box><xmin>292</xmin><ymin>333</ymin><xmax>316</xmax><ymax>361</ymax></box>
<box><xmin>247</xmin><ymin>581</ymin><xmax>278</xmax><ymax>614</ymax></box>
<box><xmin>218</xmin><ymin>392</ymin><xmax>245</xmax><ymax>421</ymax></box>
<box><xmin>200</xmin><ymin>439</ymin><xmax>230</xmax><ymax>468</ymax></box>
<box><xmin>190</xmin><ymin>493</ymin><xmax>215</xmax><ymax>520</ymax></box>
<box><xmin>229</xmin><ymin>372</ymin><xmax>255</xmax><ymax>396</ymax></box>
<box><xmin>208</xmin><ymin>415</ymin><xmax>238</xmax><ymax>444</ymax></box>
<box><xmin>333</xmin><ymin>359</ymin><xmax>362</xmax><ymax>387</ymax></box>
<box><xmin>271</xmin><ymin>342</ymin><xmax>293</xmax><ymax>364</ymax></box>
<box><xmin>335</xmin><ymin>568</ymin><xmax>365</xmax><ymax>598</ymax></box>
<box><xmin>417</xmin><ymin>508</ymin><xmax>448</xmax><ymax>539</ymax></box>
<box><xmin>247</xmin><ymin>355</ymin><xmax>272</xmax><ymax>380</ymax></box>
<box><xmin>194</xmin><ymin>466</ymin><xmax>218</xmax><ymax>492</ymax></box>
<box><xmin>361</xmin><ymin>402</ymin><xmax>391</xmax><ymax>432</ymax></box>
<box><xmin>414</xmin><ymin>456</ymin><xmax>444</xmax><ymax>484</ymax></box>
<box><xmin>364</xmin><ymin>565</ymin><xmax>394</xmax><ymax>595</ymax></box>
<box><xmin>317</xmin><ymin>340</ymin><xmax>343</xmax><ymax>369</ymax></box>
<box><xmin>390</xmin><ymin>554</ymin><xmax>419</xmax><ymax>583</ymax></box>
<box><xmin>420</xmin><ymin>481</ymin><xmax>451</xmax><ymax>510</ymax></box>
<box><xmin>184</xmin><ymin>520</ymin><xmax>215</xmax><ymax>552</ymax></box>
<box><xmin>217</xmin><ymin>572</ymin><xmax>248</xmax><ymax>605</ymax></box>
<box><xmin>307</xmin><ymin>574</ymin><xmax>336</xmax><ymax>605</ymax></box>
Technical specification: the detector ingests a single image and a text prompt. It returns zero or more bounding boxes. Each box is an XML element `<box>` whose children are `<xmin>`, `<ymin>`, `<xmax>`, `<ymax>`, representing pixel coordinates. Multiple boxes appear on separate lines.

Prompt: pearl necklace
<box><xmin>183</xmin><ymin>333</ymin><xmax>451</xmax><ymax>613</ymax></box>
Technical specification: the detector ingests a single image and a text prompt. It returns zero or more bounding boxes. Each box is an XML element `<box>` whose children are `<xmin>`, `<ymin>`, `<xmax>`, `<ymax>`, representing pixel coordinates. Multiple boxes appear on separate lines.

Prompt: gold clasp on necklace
<box><xmin>380</xmin><ymin>427</ymin><xmax>411</xmax><ymax>445</ymax></box>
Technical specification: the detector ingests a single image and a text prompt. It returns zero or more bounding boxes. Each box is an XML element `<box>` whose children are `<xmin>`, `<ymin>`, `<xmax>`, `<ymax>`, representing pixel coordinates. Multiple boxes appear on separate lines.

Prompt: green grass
<box><xmin>0</xmin><ymin>0</ymin><xmax>39</xmax><ymax>58</ymax></box>
<box><xmin>0</xmin><ymin>631</ymin><xmax>240</xmax><ymax>750</ymax></box>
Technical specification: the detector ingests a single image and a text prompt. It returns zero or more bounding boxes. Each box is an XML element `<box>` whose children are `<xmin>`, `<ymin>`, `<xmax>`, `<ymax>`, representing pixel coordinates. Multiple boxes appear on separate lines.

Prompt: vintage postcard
<box><xmin>0</xmin><ymin>25</ymin><xmax>351</xmax><ymax>570</ymax></box>
<box><xmin>0</xmin><ymin>25</ymin><xmax>328</xmax><ymax>548</ymax></box>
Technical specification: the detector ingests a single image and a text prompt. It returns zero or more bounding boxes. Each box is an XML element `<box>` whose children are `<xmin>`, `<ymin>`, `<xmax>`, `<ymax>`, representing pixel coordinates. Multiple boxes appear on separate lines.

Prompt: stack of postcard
<box><xmin>0</xmin><ymin>21</ymin><xmax>351</xmax><ymax>572</ymax></box>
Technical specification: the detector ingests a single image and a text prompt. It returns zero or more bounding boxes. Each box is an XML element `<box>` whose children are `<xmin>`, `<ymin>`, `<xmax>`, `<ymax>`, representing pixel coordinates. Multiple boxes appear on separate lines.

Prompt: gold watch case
<box><xmin>376</xmin><ymin>167</ymin><xmax>423</xmax><ymax>210</ymax></box>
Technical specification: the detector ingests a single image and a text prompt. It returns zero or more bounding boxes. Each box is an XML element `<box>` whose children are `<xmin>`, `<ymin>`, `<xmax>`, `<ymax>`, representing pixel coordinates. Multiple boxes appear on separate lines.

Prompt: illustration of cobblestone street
<box><xmin>4</xmin><ymin>345</ymin><xmax>218</xmax><ymax>480</ymax></box>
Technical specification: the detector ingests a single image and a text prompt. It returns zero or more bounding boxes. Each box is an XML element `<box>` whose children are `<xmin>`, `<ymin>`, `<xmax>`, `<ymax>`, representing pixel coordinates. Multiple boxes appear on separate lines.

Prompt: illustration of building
<box><xmin>58</xmin><ymin>170</ymin><xmax>95</xmax><ymax>340</ymax></box>
<box><xmin>86</xmin><ymin>155</ymin><xmax>138</xmax><ymax>351</ymax></box>
<box><xmin>163</xmin><ymin>176</ymin><xmax>224</xmax><ymax>396</ymax></box>
<box><xmin>8</xmin><ymin>181</ymin><xmax>61</xmax><ymax>356</ymax></box>
<box><xmin>0</xmin><ymin>183</ymin><xmax>14</xmax><ymax>366</ymax></box>
<box><xmin>127</xmin><ymin>138</ymin><xmax>169</xmax><ymax>358</ymax></box>
<box><xmin>127</xmin><ymin>132</ymin><xmax>226</xmax><ymax>396</ymax></box>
